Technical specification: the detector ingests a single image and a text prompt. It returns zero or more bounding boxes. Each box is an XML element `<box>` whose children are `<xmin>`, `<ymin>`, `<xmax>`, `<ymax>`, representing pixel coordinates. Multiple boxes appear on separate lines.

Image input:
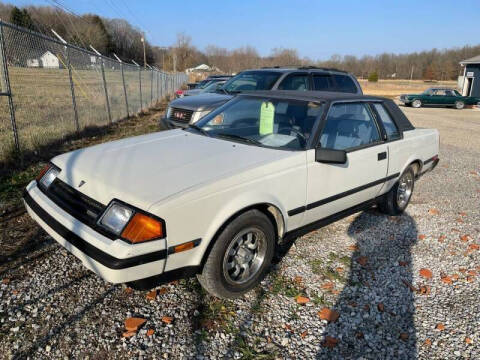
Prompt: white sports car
<box><xmin>24</xmin><ymin>91</ymin><xmax>439</xmax><ymax>298</ymax></box>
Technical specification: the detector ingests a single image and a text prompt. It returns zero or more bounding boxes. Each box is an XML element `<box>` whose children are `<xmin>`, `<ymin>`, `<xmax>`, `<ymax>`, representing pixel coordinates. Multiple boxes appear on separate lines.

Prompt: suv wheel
<box><xmin>197</xmin><ymin>210</ymin><xmax>275</xmax><ymax>298</ymax></box>
<box><xmin>378</xmin><ymin>166</ymin><xmax>415</xmax><ymax>215</ymax></box>
<box><xmin>412</xmin><ymin>99</ymin><xmax>422</xmax><ymax>108</ymax></box>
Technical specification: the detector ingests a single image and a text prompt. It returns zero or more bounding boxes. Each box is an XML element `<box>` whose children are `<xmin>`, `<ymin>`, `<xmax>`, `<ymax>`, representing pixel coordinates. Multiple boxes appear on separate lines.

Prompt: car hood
<box><xmin>51</xmin><ymin>129</ymin><xmax>294</xmax><ymax>210</ymax></box>
<box><xmin>168</xmin><ymin>93</ymin><xmax>232</xmax><ymax>111</ymax></box>
<box><xmin>183</xmin><ymin>89</ymin><xmax>203</xmax><ymax>96</ymax></box>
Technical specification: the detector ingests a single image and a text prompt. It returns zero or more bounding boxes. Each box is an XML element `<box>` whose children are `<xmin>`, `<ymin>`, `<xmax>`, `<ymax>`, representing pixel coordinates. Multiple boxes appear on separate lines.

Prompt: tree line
<box><xmin>1</xmin><ymin>3</ymin><xmax>479</xmax><ymax>79</ymax></box>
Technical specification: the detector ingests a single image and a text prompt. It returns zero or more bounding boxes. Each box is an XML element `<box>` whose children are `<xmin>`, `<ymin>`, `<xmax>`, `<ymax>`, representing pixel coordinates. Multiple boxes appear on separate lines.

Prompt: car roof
<box><xmin>238</xmin><ymin>90</ymin><xmax>384</xmax><ymax>102</ymax></box>
<box><xmin>241</xmin><ymin>67</ymin><xmax>350</xmax><ymax>74</ymax></box>
<box><xmin>426</xmin><ymin>87</ymin><xmax>456</xmax><ymax>91</ymax></box>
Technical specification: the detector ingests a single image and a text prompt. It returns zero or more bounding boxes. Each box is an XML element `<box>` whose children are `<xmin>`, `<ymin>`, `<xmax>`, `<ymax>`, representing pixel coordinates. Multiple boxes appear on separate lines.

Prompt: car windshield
<box><xmin>191</xmin><ymin>96</ymin><xmax>325</xmax><ymax>150</ymax></box>
<box><xmin>196</xmin><ymin>80</ymin><xmax>210</xmax><ymax>89</ymax></box>
<box><xmin>222</xmin><ymin>71</ymin><xmax>282</xmax><ymax>93</ymax></box>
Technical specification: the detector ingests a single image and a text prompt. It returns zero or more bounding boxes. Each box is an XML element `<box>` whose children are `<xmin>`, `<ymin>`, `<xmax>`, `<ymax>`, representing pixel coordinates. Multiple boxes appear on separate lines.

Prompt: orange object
<box><xmin>173</xmin><ymin>241</ymin><xmax>195</xmax><ymax>253</ymax></box>
<box><xmin>36</xmin><ymin>164</ymin><xmax>51</xmax><ymax>180</ymax></box>
<box><xmin>121</xmin><ymin>213</ymin><xmax>164</xmax><ymax>243</ymax></box>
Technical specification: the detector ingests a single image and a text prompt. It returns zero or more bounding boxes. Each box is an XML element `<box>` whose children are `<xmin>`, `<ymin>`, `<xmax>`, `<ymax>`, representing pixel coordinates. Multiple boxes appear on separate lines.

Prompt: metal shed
<box><xmin>459</xmin><ymin>55</ymin><xmax>480</xmax><ymax>97</ymax></box>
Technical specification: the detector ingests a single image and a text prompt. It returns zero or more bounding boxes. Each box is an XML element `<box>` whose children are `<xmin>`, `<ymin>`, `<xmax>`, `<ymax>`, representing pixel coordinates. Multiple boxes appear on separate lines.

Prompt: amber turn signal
<box><xmin>121</xmin><ymin>213</ymin><xmax>164</xmax><ymax>243</ymax></box>
<box><xmin>36</xmin><ymin>164</ymin><xmax>51</xmax><ymax>180</ymax></box>
<box><xmin>172</xmin><ymin>241</ymin><xmax>195</xmax><ymax>254</ymax></box>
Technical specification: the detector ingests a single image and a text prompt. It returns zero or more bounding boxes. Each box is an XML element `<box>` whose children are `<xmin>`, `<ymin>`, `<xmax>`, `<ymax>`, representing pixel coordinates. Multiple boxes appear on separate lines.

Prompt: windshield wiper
<box><xmin>187</xmin><ymin>124</ymin><xmax>210</xmax><ymax>137</ymax></box>
<box><xmin>216</xmin><ymin>133</ymin><xmax>263</xmax><ymax>146</ymax></box>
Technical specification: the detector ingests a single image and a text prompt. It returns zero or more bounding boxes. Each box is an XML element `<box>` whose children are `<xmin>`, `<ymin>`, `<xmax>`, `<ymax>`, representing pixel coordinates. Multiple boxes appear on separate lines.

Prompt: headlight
<box><xmin>37</xmin><ymin>164</ymin><xmax>60</xmax><ymax>189</ymax></box>
<box><xmin>98</xmin><ymin>201</ymin><xmax>165</xmax><ymax>243</ymax></box>
<box><xmin>192</xmin><ymin>109</ymin><xmax>212</xmax><ymax>123</ymax></box>
<box><xmin>166</xmin><ymin>107</ymin><xmax>172</xmax><ymax>118</ymax></box>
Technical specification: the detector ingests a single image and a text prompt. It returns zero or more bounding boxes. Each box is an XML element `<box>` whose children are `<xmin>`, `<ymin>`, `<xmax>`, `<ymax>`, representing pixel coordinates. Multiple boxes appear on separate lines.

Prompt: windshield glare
<box><xmin>223</xmin><ymin>71</ymin><xmax>282</xmax><ymax>93</ymax></box>
<box><xmin>193</xmin><ymin>97</ymin><xmax>324</xmax><ymax>150</ymax></box>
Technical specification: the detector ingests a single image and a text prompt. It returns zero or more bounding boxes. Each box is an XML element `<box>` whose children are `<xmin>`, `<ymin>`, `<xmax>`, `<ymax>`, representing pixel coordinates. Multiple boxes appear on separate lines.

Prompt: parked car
<box><xmin>24</xmin><ymin>91</ymin><xmax>439</xmax><ymax>298</ymax></box>
<box><xmin>175</xmin><ymin>78</ymin><xmax>229</xmax><ymax>98</ymax></box>
<box><xmin>164</xmin><ymin>67</ymin><xmax>363</xmax><ymax>128</ymax></box>
<box><xmin>400</xmin><ymin>88</ymin><xmax>480</xmax><ymax>109</ymax></box>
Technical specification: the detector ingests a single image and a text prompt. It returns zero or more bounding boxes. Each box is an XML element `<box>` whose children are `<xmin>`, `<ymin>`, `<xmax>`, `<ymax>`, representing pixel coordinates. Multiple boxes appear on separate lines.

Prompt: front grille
<box><xmin>169</xmin><ymin>107</ymin><xmax>193</xmax><ymax>123</ymax></box>
<box><xmin>41</xmin><ymin>179</ymin><xmax>105</xmax><ymax>229</ymax></box>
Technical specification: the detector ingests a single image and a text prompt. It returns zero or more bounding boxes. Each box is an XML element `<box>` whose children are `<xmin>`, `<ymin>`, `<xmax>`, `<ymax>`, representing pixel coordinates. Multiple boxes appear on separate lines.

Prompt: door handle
<box><xmin>378</xmin><ymin>152</ymin><xmax>387</xmax><ymax>161</ymax></box>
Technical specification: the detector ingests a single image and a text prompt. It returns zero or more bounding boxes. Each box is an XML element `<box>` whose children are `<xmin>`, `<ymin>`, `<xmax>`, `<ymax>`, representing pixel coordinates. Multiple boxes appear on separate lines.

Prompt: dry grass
<box><xmin>0</xmin><ymin>66</ymin><xmax>170</xmax><ymax>163</ymax></box>
<box><xmin>360</xmin><ymin>79</ymin><xmax>457</xmax><ymax>98</ymax></box>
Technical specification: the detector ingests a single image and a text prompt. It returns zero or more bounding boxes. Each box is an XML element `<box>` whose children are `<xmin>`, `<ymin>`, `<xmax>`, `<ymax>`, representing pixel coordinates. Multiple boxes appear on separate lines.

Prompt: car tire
<box><xmin>197</xmin><ymin>210</ymin><xmax>275</xmax><ymax>299</ymax></box>
<box><xmin>411</xmin><ymin>99</ymin><xmax>422</xmax><ymax>108</ymax></box>
<box><xmin>378</xmin><ymin>165</ymin><xmax>415</xmax><ymax>216</ymax></box>
<box><xmin>454</xmin><ymin>101</ymin><xmax>465</xmax><ymax>110</ymax></box>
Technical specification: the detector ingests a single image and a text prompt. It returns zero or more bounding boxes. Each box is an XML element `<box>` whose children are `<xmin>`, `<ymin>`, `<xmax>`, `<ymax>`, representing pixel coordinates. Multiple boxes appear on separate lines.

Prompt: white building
<box><xmin>26</xmin><ymin>51</ymin><xmax>60</xmax><ymax>69</ymax></box>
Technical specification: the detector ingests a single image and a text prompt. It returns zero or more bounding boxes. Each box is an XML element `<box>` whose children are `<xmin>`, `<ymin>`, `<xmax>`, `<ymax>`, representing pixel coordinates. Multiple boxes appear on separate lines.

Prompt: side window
<box><xmin>319</xmin><ymin>103</ymin><xmax>380</xmax><ymax>150</ymax></box>
<box><xmin>332</xmin><ymin>75</ymin><xmax>358</xmax><ymax>93</ymax></box>
<box><xmin>278</xmin><ymin>74</ymin><xmax>309</xmax><ymax>91</ymax></box>
<box><xmin>372</xmin><ymin>103</ymin><xmax>400</xmax><ymax>140</ymax></box>
<box><xmin>313</xmin><ymin>74</ymin><xmax>334</xmax><ymax>91</ymax></box>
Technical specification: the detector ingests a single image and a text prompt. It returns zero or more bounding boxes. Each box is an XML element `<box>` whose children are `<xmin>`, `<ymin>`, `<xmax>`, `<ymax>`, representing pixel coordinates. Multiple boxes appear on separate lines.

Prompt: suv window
<box><xmin>313</xmin><ymin>74</ymin><xmax>335</xmax><ymax>91</ymax></box>
<box><xmin>372</xmin><ymin>103</ymin><xmax>400</xmax><ymax>140</ymax></box>
<box><xmin>320</xmin><ymin>103</ymin><xmax>380</xmax><ymax>150</ymax></box>
<box><xmin>223</xmin><ymin>71</ymin><xmax>282</xmax><ymax>93</ymax></box>
<box><xmin>278</xmin><ymin>73</ymin><xmax>309</xmax><ymax>91</ymax></box>
<box><xmin>332</xmin><ymin>75</ymin><xmax>358</xmax><ymax>93</ymax></box>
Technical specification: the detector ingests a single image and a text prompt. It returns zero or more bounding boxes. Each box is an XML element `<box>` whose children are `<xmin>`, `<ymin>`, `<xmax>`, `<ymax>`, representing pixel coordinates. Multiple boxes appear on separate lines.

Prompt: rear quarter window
<box><xmin>332</xmin><ymin>75</ymin><xmax>358</xmax><ymax>93</ymax></box>
<box><xmin>372</xmin><ymin>103</ymin><xmax>400</xmax><ymax>140</ymax></box>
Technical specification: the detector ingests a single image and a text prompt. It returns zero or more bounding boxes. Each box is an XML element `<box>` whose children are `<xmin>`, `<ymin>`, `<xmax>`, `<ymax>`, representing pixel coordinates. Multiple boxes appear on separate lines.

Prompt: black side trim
<box><xmin>288</xmin><ymin>173</ymin><xmax>399</xmax><ymax>216</ymax></box>
<box><xmin>167</xmin><ymin>239</ymin><xmax>201</xmax><ymax>255</ymax></box>
<box><xmin>424</xmin><ymin>155</ymin><xmax>438</xmax><ymax>165</ymax></box>
<box><xmin>23</xmin><ymin>191</ymin><xmax>167</xmax><ymax>270</ymax></box>
<box><xmin>284</xmin><ymin>198</ymin><xmax>377</xmax><ymax>242</ymax></box>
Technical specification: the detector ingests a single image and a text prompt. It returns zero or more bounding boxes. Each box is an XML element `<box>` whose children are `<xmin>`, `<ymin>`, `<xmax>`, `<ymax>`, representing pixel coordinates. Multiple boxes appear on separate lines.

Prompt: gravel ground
<box><xmin>0</xmin><ymin>105</ymin><xmax>479</xmax><ymax>359</ymax></box>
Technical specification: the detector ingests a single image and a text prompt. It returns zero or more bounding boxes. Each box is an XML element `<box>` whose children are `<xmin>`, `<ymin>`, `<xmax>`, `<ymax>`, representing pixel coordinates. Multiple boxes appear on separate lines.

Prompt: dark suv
<box><xmin>164</xmin><ymin>67</ymin><xmax>362</xmax><ymax>128</ymax></box>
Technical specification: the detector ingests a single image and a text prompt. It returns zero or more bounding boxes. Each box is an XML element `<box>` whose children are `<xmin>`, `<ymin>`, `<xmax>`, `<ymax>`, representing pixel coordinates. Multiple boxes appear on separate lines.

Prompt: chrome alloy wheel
<box><xmin>397</xmin><ymin>171</ymin><xmax>414</xmax><ymax>208</ymax></box>
<box><xmin>223</xmin><ymin>227</ymin><xmax>267</xmax><ymax>285</ymax></box>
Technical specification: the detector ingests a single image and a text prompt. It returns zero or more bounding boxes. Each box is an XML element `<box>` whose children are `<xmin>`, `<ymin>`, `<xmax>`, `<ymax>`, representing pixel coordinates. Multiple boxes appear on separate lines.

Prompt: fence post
<box><xmin>0</xmin><ymin>22</ymin><xmax>19</xmax><ymax>152</ymax></box>
<box><xmin>120</xmin><ymin>62</ymin><xmax>129</xmax><ymax>118</ymax></box>
<box><xmin>150</xmin><ymin>69</ymin><xmax>153</xmax><ymax>104</ymax></box>
<box><xmin>65</xmin><ymin>47</ymin><xmax>80</xmax><ymax>132</ymax></box>
<box><xmin>139</xmin><ymin>66</ymin><xmax>143</xmax><ymax>110</ymax></box>
<box><xmin>99</xmin><ymin>57</ymin><xmax>112</xmax><ymax>123</ymax></box>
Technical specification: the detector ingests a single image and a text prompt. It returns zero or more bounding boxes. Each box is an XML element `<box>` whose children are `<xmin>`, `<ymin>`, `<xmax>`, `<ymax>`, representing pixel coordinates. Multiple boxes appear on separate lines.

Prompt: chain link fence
<box><xmin>0</xmin><ymin>21</ymin><xmax>187</xmax><ymax>163</ymax></box>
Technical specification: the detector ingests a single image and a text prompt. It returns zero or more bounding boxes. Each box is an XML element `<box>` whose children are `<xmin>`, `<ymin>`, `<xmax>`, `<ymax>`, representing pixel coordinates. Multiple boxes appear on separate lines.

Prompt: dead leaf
<box><xmin>460</xmin><ymin>235</ymin><xmax>470</xmax><ymax>242</ymax></box>
<box><xmin>441</xmin><ymin>275</ymin><xmax>452</xmax><ymax>284</ymax></box>
<box><xmin>438</xmin><ymin>235</ymin><xmax>446</xmax><ymax>242</ymax></box>
<box><xmin>467</xmin><ymin>270</ymin><xmax>477</xmax><ymax>276</ymax></box>
<box><xmin>355</xmin><ymin>331</ymin><xmax>364</xmax><ymax>339</ymax></box>
<box><xmin>417</xmin><ymin>285</ymin><xmax>431</xmax><ymax>295</ymax></box>
<box><xmin>125</xmin><ymin>317</ymin><xmax>147</xmax><ymax>332</ymax></box>
<box><xmin>124</xmin><ymin>287</ymin><xmax>133</xmax><ymax>295</ymax></box>
<box><xmin>336</xmin><ymin>267</ymin><xmax>344</xmax><ymax>273</ymax></box>
<box><xmin>294</xmin><ymin>276</ymin><xmax>303</xmax><ymax>284</ymax></box>
<box><xmin>402</xmin><ymin>279</ymin><xmax>417</xmax><ymax>292</ymax></box>
<box><xmin>296</xmin><ymin>296</ymin><xmax>310</xmax><ymax>304</ymax></box>
<box><xmin>399</xmin><ymin>261</ymin><xmax>408</xmax><ymax>266</ymax></box>
<box><xmin>12</xmin><ymin>290</ymin><xmax>18</xmax><ymax>295</ymax></box>
<box><xmin>318</xmin><ymin>308</ymin><xmax>340</xmax><ymax>322</ymax></box>
<box><xmin>459</xmin><ymin>268</ymin><xmax>467</xmax><ymax>273</ymax></box>
<box><xmin>321</xmin><ymin>282</ymin><xmax>334</xmax><ymax>290</ymax></box>
<box><xmin>418</xmin><ymin>234</ymin><xmax>426</xmax><ymax>240</ymax></box>
<box><xmin>356</xmin><ymin>256</ymin><xmax>368</xmax><ymax>266</ymax></box>
<box><xmin>147</xmin><ymin>329</ymin><xmax>155</xmax><ymax>336</ymax></box>
<box><xmin>451</xmin><ymin>274</ymin><xmax>459</xmax><ymax>281</ymax></box>
<box><xmin>424</xmin><ymin>338</ymin><xmax>432</xmax><ymax>346</ymax></box>
<box><xmin>321</xmin><ymin>336</ymin><xmax>339</xmax><ymax>349</ymax></box>
<box><xmin>399</xmin><ymin>333</ymin><xmax>409</xmax><ymax>341</ymax></box>
<box><xmin>465</xmin><ymin>337</ymin><xmax>473</xmax><ymax>344</ymax></box>
<box><xmin>468</xmin><ymin>244</ymin><xmax>479</xmax><ymax>250</ymax></box>
<box><xmin>428</xmin><ymin>208</ymin><xmax>439</xmax><ymax>215</ymax></box>
<box><xmin>459</xmin><ymin>212</ymin><xmax>467</xmax><ymax>217</ymax></box>
<box><xmin>377</xmin><ymin>303</ymin><xmax>385</xmax><ymax>312</ymax></box>
<box><xmin>300</xmin><ymin>330</ymin><xmax>308</xmax><ymax>338</ymax></box>
<box><xmin>146</xmin><ymin>290</ymin><xmax>157</xmax><ymax>301</ymax></box>
<box><xmin>348</xmin><ymin>244</ymin><xmax>359</xmax><ymax>251</ymax></box>
<box><xmin>161</xmin><ymin>316</ymin><xmax>173</xmax><ymax>324</ymax></box>
<box><xmin>419</xmin><ymin>268</ymin><xmax>433</xmax><ymax>279</ymax></box>
<box><xmin>451</xmin><ymin>228</ymin><xmax>460</xmax><ymax>232</ymax></box>
<box><xmin>2</xmin><ymin>278</ymin><xmax>10</xmax><ymax>285</ymax></box>
<box><xmin>122</xmin><ymin>331</ymin><xmax>136</xmax><ymax>338</ymax></box>
<box><xmin>457</xmin><ymin>218</ymin><xmax>464</xmax><ymax>223</ymax></box>
<box><xmin>158</xmin><ymin>287</ymin><xmax>168</xmax><ymax>295</ymax></box>
<box><xmin>436</xmin><ymin>323</ymin><xmax>445</xmax><ymax>331</ymax></box>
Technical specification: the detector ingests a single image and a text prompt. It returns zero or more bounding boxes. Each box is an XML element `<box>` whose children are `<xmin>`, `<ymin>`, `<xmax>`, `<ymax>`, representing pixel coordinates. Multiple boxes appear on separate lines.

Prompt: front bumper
<box><xmin>23</xmin><ymin>181</ymin><xmax>167</xmax><ymax>283</ymax></box>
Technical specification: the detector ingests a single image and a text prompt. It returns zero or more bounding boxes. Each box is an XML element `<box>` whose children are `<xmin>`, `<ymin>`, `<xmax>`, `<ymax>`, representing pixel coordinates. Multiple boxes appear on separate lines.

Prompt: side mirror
<box><xmin>315</xmin><ymin>147</ymin><xmax>347</xmax><ymax>164</ymax></box>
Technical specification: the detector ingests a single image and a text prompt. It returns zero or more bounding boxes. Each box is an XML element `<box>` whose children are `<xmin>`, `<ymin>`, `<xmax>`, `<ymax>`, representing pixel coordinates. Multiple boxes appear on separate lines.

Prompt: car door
<box><xmin>443</xmin><ymin>90</ymin><xmax>457</xmax><ymax>105</ymax></box>
<box><xmin>303</xmin><ymin>101</ymin><xmax>388</xmax><ymax>224</ymax></box>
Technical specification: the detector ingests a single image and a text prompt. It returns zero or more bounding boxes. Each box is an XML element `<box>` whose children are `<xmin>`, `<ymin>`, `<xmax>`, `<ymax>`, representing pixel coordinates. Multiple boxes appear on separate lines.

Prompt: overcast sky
<box><xmin>7</xmin><ymin>0</ymin><xmax>480</xmax><ymax>59</ymax></box>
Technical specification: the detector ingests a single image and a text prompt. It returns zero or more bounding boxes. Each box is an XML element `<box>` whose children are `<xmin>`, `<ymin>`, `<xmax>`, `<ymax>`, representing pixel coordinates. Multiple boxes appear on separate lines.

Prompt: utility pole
<box><xmin>141</xmin><ymin>33</ymin><xmax>146</xmax><ymax>68</ymax></box>
<box><xmin>409</xmin><ymin>66</ymin><xmax>414</xmax><ymax>83</ymax></box>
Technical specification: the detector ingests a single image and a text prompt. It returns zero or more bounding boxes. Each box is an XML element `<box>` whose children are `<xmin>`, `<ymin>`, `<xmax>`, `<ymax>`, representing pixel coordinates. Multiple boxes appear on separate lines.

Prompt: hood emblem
<box><xmin>78</xmin><ymin>180</ymin><xmax>86</xmax><ymax>188</ymax></box>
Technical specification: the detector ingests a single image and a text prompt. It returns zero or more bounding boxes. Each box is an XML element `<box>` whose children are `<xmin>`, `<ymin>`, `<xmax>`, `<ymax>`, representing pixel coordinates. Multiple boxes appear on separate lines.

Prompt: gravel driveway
<box><xmin>0</xmin><ymin>106</ymin><xmax>479</xmax><ymax>359</ymax></box>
